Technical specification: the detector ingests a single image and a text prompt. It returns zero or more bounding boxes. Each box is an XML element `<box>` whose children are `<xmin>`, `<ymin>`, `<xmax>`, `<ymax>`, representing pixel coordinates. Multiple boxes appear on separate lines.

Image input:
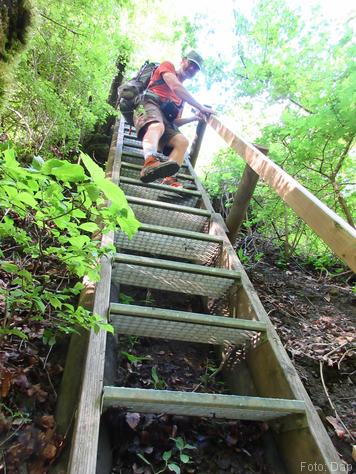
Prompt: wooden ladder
<box><xmin>68</xmin><ymin>119</ymin><xmax>344</xmax><ymax>474</ymax></box>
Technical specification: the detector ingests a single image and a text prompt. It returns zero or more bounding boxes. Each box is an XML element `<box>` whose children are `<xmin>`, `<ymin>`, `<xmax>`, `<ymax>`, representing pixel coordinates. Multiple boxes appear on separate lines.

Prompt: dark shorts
<box><xmin>133</xmin><ymin>99</ymin><xmax>181</xmax><ymax>151</ymax></box>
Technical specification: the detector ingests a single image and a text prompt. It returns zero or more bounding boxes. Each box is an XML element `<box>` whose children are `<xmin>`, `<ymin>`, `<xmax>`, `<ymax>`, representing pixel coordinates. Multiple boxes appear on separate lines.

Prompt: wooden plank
<box><xmin>68</xmin><ymin>119</ymin><xmax>125</xmax><ymax>474</ymax></box>
<box><xmin>208</xmin><ymin>115</ymin><xmax>356</xmax><ymax>271</ymax></box>
<box><xmin>114</xmin><ymin>253</ymin><xmax>241</xmax><ymax>280</ymax></box>
<box><xmin>207</xmin><ymin>213</ymin><xmax>343</xmax><ymax>472</ymax></box>
<box><xmin>119</xmin><ymin>176</ymin><xmax>202</xmax><ymax>196</ymax></box>
<box><xmin>225</xmin><ymin>164</ymin><xmax>259</xmax><ymax>243</ymax></box>
<box><xmin>127</xmin><ymin>195</ymin><xmax>211</xmax><ymax>216</ymax></box>
<box><xmin>109</xmin><ymin>303</ymin><xmax>266</xmax><ymax>331</ymax></box>
<box><xmin>102</xmin><ymin>387</ymin><xmax>305</xmax><ymax>421</ymax></box>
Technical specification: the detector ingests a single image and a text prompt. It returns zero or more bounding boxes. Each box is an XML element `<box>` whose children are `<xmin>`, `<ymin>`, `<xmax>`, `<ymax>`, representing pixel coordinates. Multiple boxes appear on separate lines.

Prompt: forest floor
<box><xmin>0</xmin><ymin>235</ymin><xmax>355</xmax><ymax>473</ymax></box>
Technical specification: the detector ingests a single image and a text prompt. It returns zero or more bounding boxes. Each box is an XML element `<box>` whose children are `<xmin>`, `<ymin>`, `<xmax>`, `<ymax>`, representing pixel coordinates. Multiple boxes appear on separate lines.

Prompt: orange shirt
<box><xmin>148</xmin><ymin>61</ymin><xmax>183</xmax><ymax>107</ymax></box>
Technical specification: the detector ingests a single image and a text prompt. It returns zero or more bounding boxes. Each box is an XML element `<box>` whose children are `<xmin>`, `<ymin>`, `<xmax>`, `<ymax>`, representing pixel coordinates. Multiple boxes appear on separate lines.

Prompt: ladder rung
<box><xmin>102</xmin><ymin>387</ymin><xmax>306</xmax><ymax>421</ymax></box>
<box><xmin>127</xmin><ymin>196</ymin><xmax>211</xmax><ymax>232</ymax></box>
<box><xmin>127</xmin><ymin>196</ymin><xmax>210</xmax><ymax>216</ymax></box>
<box><xmin>120</xmin><ymin>177</ymin><xmax>201</xmax><ymax>197</ymax></box>
<box><xmin>123</xmin><ymin>137</ymin><xmax>142</xmax><ymax>148</ymax></box>
<box><xmin>110</xmin><ymin>303</ymin><xmax>266</xmax><ymax>345</ymax></box>
<box><xmin>115</xmin><ymin>223</ymin><xmax>222</xmax><ymax>264</ymax></box>
<box><xmin>115</xmin><ymin>253</ymin><xmax>240</xmax><ymax>279</ymax></box>
<box><xmin>112</xmin><ymin>254</ymin><xmax>240</xmax><ymax>297</ymax></box>
<box><xmin>120</xmin><ymin>178</ymin><xmax>201</xmax><ymax>208</ymax></box>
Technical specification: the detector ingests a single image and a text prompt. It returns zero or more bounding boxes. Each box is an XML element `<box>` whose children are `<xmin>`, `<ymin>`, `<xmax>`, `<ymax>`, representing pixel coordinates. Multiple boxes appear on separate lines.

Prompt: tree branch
<box><xmin>39</xmin><ymin>13</ymin><xmax>85</xmax><ymax>36</ymax></box>
<box><xmin>331</xmin><ymin>134</ymin><xmax>355</xmax><ymax>180</ymax></box>
<box><xmin>288</xmin><ymin>97</ymin><xmax>314</xmax><ymax>115</ymax></box>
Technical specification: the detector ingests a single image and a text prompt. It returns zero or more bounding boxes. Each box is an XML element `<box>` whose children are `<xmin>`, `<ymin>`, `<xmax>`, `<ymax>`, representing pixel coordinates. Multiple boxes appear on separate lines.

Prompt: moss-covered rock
<box><xmin>0</xmin><ymin>0</ymin><xmax>33</xmax><ymax>106</ymax></box>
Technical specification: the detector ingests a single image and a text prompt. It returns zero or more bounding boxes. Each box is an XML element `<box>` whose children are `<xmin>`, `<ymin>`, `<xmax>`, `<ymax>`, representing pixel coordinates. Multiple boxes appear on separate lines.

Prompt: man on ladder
<box><xmin>134</xmin><ymin>51</ymin><xmax>214</xmax><ymax>188</ymax></box>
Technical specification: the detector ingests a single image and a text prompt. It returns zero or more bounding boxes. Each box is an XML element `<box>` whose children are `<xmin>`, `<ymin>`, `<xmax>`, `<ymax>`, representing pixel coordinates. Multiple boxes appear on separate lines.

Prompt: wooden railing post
<box><xmin>225</xmin><ymin>145</ymin><xmax>268</xmax><ymax>245</ymax></box>
<box><xmin>225</xmin><ymin>165</ymin><xmax>259</xmax><ymax>244</ymax></box>
<box><xmin>189</xmin><ymin>119</ymin><xmax>207</xmax><ymax>168</ymax></box>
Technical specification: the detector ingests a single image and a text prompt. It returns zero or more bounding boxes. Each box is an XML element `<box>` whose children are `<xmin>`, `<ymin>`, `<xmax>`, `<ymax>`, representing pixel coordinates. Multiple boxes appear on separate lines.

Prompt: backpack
<box><xmin>117</xmin><ymin>61</ymin><xmax>160</xmax><ymax>126</ymax></box>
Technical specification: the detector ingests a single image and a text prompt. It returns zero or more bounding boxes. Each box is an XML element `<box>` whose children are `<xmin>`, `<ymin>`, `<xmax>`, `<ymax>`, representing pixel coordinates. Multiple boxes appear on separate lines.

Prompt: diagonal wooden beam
<box><xmin>208</xmin><ymin>116</ymin><xmax>356</xmax><ymax>271</ymax></box>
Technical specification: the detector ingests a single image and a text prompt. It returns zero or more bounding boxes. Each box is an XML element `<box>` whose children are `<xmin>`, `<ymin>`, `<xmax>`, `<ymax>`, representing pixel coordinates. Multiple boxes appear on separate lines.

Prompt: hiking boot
<box><xmin>140</xmin><ymin>156</ymin><xmax>180</xmax><ymax>184</ymax></box>
<box><xmin>160</xmin><ymin>176</ymin><xmax>184</xmax><ymax>188</ymax></box>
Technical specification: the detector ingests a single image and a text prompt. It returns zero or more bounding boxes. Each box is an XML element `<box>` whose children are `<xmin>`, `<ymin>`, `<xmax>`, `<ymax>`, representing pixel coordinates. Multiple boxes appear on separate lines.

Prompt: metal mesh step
<box><xmin>123</xmin><ymin>137</ymin><xmax>144</xmax><ymax>148</ymax></box>
<box><xmin>115</xmin><ymin>223</ymin><xmax>222</xmax><ymax>264</ymax></box>
<box><xmin>112</xmin><ymin>254</ymin><xmax>240</xmax><ymax>297</ymax></box>
<box><xmin>120</xmin><ymin>162</ymin><xmax>195</xmax><ymax>185</ymax></box>
<box><xmin>120</xmin><ymin>177</ymin><xmax>201</xmax><ymax>208</ymax></box>
<box><xmin>102</xmin><ymin>387</ymin><xmax>306</xmax><ymax>421</ymax></box>
<box><xmin>127</xmin><ymin>196</ymin><xmax>210</xmax><ymax>232</ymax></box>
<box><xmin>110</xmin><ymin>303</ymin><xmax>266</xmax><ymax>345</ymax></box>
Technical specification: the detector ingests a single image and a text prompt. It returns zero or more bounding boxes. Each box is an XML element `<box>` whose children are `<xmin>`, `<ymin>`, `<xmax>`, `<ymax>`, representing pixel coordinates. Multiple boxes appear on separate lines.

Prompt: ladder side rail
<box><xmin>207</xmin><ymin>213</ymin><xmax>343</xmax><ymax>473</ymax></box>
<box><xmin>186</xmin><ymin>159</ymin><xmax>229</xmax><ymax>233</ymax></box>
<box><xmin>207</xmin><ymin>115</ymin><xmax>356</xmax><ymax>272</ymax></box>
<box><xmin>68</xmin><ymin>119</ymin><xmax>125</xmax><ymax>474</ymax></box>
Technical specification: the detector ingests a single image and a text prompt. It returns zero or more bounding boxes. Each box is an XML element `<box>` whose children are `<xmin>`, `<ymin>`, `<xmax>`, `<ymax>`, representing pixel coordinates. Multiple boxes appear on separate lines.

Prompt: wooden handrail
<box><xmin>208</xmin><ymin>115</ymin><xmax>356</xmax><ymax>272</ymax></box>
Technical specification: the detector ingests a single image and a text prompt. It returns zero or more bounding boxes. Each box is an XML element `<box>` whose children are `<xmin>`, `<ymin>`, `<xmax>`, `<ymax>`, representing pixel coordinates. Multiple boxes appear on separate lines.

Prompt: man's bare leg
<box><xmin>159</xmin><ymin>134</ymin><xmax>189</xmax><ymax>188</ymax></box>
<box><xmin>142</xmin><ymin>122</ymin><xmax>165</xmax><ymax>159</ymax></box>
<box><xmin>140</xmin><ymin>122</ymin><xmax>180</xmax><ymax>183</ymax></box>
<box><xmin>167</xmin><ymin>133</ymin><xmax>189</xmax><ymax>166</ymax></box>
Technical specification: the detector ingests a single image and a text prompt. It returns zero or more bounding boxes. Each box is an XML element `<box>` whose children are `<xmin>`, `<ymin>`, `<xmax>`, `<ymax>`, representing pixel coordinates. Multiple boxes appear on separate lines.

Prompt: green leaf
<box><xmin>0</xmin><ymin>328</ymin><xmax>28</xmax><ymax>340</ymax></box>
<box><xmin>68</xmin><ymin>235</ymin><xmax>90</xmax><ymax>248</ymax></box>
<box><xmin>80</xmin><ymin>153</ymin><xmax>105</xmax><ymax>180</ymax></box>
<box><xmin>3</xmin><ymin>185</ymin><xmax>17</xmax><ymax>199</ymax></box>
<box><xmin>98</xmin><ymin>323</ymin><xmax>114</xmax><ymax>334</ymax></box>
<box><xmin>79</xmin><ymin>222</ymin><xmax>99</xmax><ymax>232</ymax></box>
<box><xmin>175</xmin><ymin>437</ymin><xmax>184</xmax><ymax>450</ymax></box>
<box><xmin>97</xmin><ymin>177</ymin><xmax>128</xmax><ymax>207</ymax></box>
<box><xmin>53</xmin><ymin>163</ymin><xmax>85</xmax><ymax>182</ymax></box>
<box><xmin>184</xmin><ymin>443</ymin><xmax>197</xmax><ymax>450</ymax></box>
<box><xmin>18</xmin><ymin>269</ymin><xmax>33</xmax><ymax>282</ymax></box>
<box><xmin>42</xmin><ymin>159</ymin><xmax>85</xmax><ymax>182</ymax></box>
<box><xmin>72</xmin><ymin>209</ymin><xmax>87</xmax><ymax>218</ymax></box>
<box><xmin>84</xmin><ymin>183</ymin><xmax>100</xmax><ymax>201</ymax></box>
<box><xmin>42</xmin><ymin>159</ymin><xmax>65</xmax><ymax>174</ymax></box>
<box><xmin>151</xmin><ymin>367</ymin><xmax>159</xmax><ymax>383</ymax></box>
<box><xmin>48</xmin><ymin>294</ymin><xmax>62</xmax><ymax>309</ymax></box>
<box><xmin>116</xmin><ymin>206</ymin><xmax>141</xmax><ymax>239</ymax></box>
<box><xmin>1</xmin><ymin>262</ymin><xmax>19</xmax><ymax>273</ymax></box>
<box><xmin>31</xmin><ymin>156</ymin><xmax>45</xmax><ymax>170</ymax></box>
<box><xmin>33</xmin><ymin>297</ymin><xmax>46</xmax><ymax>313</ymax></box>
<box><xmin>162</xmin><ymin>451</ymin><xmax>172</xmax><ymax>461</ymax></box>
<box><xmin>4</xmin><ymin>148</ymin><xmax>19</xmax><ymax>169</ymax></box>
<box><xmin>168</xmin><ymin>463</ymin><xmax>181</xmax><ymax>474</ymax></box>
<box><xmin>17</xmin><ymin>192</ymin><xmax>37</xmax><ymax>208</ymax></box>
<box><xmin>180</xmin><ymin>453</ymin><xmax>190</xmax><ymax>464</ymax></box>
